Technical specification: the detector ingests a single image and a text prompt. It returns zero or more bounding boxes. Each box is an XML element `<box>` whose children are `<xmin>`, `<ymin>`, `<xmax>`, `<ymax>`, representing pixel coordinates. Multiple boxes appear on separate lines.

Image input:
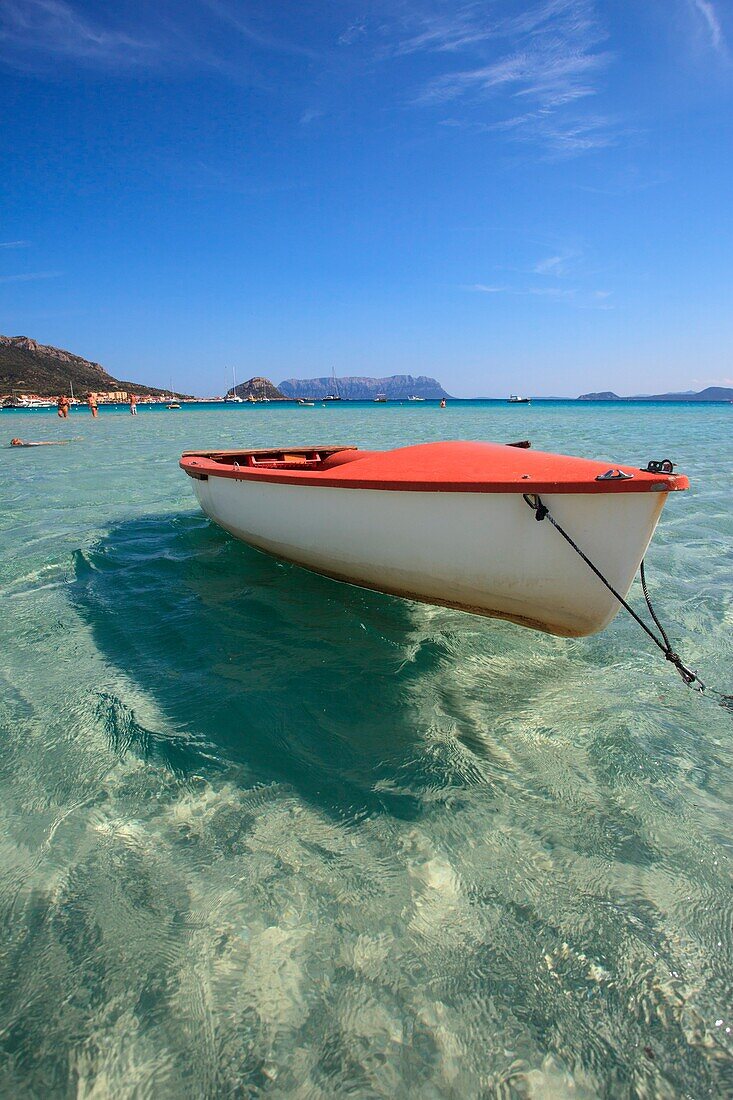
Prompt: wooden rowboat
<box><xmin>179</xmin><ymin>441</ymin><xmax>688</xmax><ymax>637</ymax></box>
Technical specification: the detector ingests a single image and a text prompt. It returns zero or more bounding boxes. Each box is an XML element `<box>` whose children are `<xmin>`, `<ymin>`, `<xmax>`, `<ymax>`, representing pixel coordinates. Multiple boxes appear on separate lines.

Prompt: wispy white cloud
<box><xmin>0</xmin><ymin>0</ymin><xmax>156</xmax><ymax>68</ymax></box>
<box><xmin>525</xmin><ymin>286</ymin><xmax>612</xmax><ymax>307</ymax></box>
<box><xmin>0</xmin><ymin>271</ymin><xmax>61</xmax><ymax>283</ymax></box>
<box><xmin>0</xmin><ymin>0</ymin><xmax>314</xmax><ymax>77</ymax></box>
<box><xmin>300</xmin><ymin>107</ymin><xmax>324</xmax><ymax>126</ymax></box>
<box><xmin>339</xmin><ymin>21</ymin><xmax>367</xmax><ymax>47</ymax></box>
<box><xmin>440</xmin><ymin>105</ymin><xmax>616</xmax><ymax>154</ymax></box>
<box><xmin>418</xmin><ymin>34</ymin><xmax>605</xmax><ymax>109</ymax></box>
<box><xmin>689</xmin><ymin>0</ymin><xmax>726</xmax><ymax>54</ymax></box>
<box><xmin>528</xmin><ymin>286</ymin><xmax>576</xmax><ymax>298</ymax></box>
<box><xmin>0</xmin><ymin>240</ymin><xmax>30</xmax><ymax>248</ymax></box>
<box><xmin>543</xmin><ymin>117</ymin><xmax>617</xmax><ymax>153</ymax></box>
<box><xmin>533</xmin><ymin>250</ymin><xmax>578</xmax><ymax>275</ymax></box>
<box><xmin>200</xmin><ymin>0</ymin><xmax>318</xmax><ymax>60</ymax></box>
<box><xmin>391</xmin><ymin>8</ymin><xmax>497</xmax><ymax>56</ymax></box>
<box><xmin>465</xmin><ymin>280</ymin><xmax>612</xmax><ymax>308</ymax></box>
<box><xmin>396</xmin><ymin>1</ymin><xmax>613</xmax><ymax>155</ymax></box>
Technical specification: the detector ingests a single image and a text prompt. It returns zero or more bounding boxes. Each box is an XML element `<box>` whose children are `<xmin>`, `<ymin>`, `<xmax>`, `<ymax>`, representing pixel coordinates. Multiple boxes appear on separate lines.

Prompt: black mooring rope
<box><xmin>523</xmin><ymin>493</ymin><xmax>732</xmax><ymax>708</ymax></box>
<box><xmin>639</xmin><ymin>559</ymin><xmax>673</xmax><ymax>654</ymax></box>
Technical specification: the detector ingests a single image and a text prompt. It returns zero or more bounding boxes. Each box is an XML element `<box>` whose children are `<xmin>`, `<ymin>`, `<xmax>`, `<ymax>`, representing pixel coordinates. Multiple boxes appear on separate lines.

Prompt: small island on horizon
<box><xmin>577</xmin><ymin>387</ymin><xmax>733</xmax><ymax>402</ymax></box>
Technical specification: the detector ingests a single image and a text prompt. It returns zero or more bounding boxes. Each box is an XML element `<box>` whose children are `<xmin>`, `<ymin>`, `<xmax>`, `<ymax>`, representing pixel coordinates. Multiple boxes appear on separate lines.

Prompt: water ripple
<box><xmin>0</xmin><ymin>403</ymin><xmax>731</xmax><ymax>1095</ymax></box>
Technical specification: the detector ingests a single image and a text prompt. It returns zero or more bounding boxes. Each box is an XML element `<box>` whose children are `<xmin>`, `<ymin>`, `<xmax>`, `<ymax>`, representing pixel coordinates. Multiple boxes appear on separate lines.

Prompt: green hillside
<box><xmin>0</xmin><ymin>335</ymin><xmax>182</xmax><ymax>399</ymax></box>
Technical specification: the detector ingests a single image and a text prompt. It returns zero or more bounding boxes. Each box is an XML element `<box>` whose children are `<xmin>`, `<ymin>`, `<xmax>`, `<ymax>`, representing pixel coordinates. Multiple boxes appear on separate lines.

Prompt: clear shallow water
<box><xmin>0</xmin><ymin>401</ymin><xmax>731</xmax><ymax>1098</ymax></box>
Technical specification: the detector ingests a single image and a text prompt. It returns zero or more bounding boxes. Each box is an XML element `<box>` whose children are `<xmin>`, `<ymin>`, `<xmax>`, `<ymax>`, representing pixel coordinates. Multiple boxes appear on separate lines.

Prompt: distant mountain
<box><xmin>578</xmin><ymin>386</ymin><xmax>733</xmax><ymax>402</ymax></box>
<box><xmin>228</xmin><ymin>377</ymin><xmax>285</xmax><ymax>400</ymax></box>
<box><xmin>278</xmin><ymin>374</ymin><xmax>451</xmax><ymax>400</ymax></box>
<box><xmin>634</xmin><ymin>386</ymin><xmax>733</xmax><ymax>401</ymax></box>
<box><xmin>0</xmin><ymin>335</ymin><xmax>185</xmax><ymax>398</ymax></box>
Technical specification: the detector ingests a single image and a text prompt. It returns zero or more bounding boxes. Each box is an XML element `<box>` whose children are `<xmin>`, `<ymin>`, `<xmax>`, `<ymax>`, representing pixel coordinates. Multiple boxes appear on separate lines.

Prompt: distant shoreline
<box><xmin>4</xmin><ymin>396</ymin><xmax>732</xmax><ymax>411</ymax></box>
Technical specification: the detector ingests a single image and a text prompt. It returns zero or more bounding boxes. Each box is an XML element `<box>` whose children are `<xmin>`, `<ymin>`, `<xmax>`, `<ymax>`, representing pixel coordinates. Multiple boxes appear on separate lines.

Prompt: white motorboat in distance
<box><xmin>180</xmin><ymin>441</ymin><xmax>688</xmax><ymax>638</ymax></box>
<box><xmin>2</xmin><ymin>395</ymin><xmax>55</xmax><ymax>409</ymax></box>
<box><xmin>508</xmin><ymin>395</ymin><xmax>531</xmax><ymax>404</ymax></box>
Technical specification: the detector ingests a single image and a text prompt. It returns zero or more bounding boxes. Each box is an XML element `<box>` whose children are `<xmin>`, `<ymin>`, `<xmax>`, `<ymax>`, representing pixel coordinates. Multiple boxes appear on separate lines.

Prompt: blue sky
<box><xmin>1</xmin><ymin>0</ymin><xmax>732</xmax><ymax>397</ymax></box>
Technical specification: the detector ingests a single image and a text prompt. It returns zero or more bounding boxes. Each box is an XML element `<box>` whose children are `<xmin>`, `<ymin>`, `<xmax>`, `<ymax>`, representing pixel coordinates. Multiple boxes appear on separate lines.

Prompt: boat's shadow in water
<box><xmin>72</xmin><ymin>512</ymin><xmax>503</xmax><ymax>819</ymax></box>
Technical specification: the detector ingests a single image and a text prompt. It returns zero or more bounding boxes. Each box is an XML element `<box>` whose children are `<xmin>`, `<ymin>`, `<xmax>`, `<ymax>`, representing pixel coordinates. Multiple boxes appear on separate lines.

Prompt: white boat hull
<box><xmin>191</xmin><ymin>476</ymin><xmax>667</xmax><ymax>637</ymax></box>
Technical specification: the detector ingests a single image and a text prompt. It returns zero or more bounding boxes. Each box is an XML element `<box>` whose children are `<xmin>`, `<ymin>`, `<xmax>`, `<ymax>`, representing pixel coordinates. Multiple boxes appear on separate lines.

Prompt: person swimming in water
<box><xmin>57</xmin><ymin>394</ymin><xmax>70</xmax><ymax>418</ymax></box>
<box><xmin>10</xmin><ymin>438</ymin><xmax>70</xmax><ymax>447</ymax></box>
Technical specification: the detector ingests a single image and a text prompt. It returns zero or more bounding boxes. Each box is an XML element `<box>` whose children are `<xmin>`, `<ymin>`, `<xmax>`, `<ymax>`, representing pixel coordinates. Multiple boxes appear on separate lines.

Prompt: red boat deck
<box><xmin>180</xmin><ymin>442</ymin><xmax>688</xmax><ymax>494</ymax></box>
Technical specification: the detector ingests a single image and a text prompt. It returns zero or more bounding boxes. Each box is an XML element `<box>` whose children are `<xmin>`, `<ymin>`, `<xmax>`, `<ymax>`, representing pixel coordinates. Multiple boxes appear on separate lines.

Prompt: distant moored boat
<box><xmin>324</xmin><ymin>367</ymin><xmax>342</xmax><ymax>401</ymax></box>
<box><xmin>2</xmin><ymin>394</ymin><xmax>55</xmax><ymax>409</ymax></box>
<box><xmin>225</xmin><ymin>366</ymin><xmax>244</xmax><ymax>402</ymax></box>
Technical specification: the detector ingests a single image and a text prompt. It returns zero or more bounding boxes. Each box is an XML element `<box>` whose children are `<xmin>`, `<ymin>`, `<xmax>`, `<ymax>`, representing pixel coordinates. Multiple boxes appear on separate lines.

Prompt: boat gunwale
<box><xmin>179</xmin><ymin>443</ymin><xmax>688</xmax><ymax>494</ymax></box>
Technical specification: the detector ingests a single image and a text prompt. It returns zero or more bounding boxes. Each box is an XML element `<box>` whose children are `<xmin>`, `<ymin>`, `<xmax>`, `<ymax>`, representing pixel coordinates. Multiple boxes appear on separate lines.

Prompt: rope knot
<box><xmin>665</xmin><ymin>651</ymin><xmax>703</xmax><ymax>690</ymax></box>
<box><xmin>523</xmin><ymin>494</ymin><xmax>549</xmax><ymax>521</ymax></box>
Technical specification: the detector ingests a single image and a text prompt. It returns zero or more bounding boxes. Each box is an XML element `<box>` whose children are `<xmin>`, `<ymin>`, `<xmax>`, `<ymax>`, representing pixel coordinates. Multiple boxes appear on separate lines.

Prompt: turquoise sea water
<box><xmin>0</xmin><ymin>400</ymin><xmax>731</xmax><ymax>1097</ymax></box>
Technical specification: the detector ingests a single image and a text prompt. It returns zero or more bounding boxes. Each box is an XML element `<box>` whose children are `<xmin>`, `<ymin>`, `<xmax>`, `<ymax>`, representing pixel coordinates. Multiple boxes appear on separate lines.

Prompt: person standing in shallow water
<box><xmin>128</xmin><ymin>392</ymin><xmax>137</xmax><ymax>415</ymax></box>
<box><xmin>87</xmin><ymin>392</ymin><xmax>99</xmax><ymax>418</ymax></box>
<box><xmin>57</xmin><ymin>394</ymin><xmax>70</xmax><ymax>418</ymax></box>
